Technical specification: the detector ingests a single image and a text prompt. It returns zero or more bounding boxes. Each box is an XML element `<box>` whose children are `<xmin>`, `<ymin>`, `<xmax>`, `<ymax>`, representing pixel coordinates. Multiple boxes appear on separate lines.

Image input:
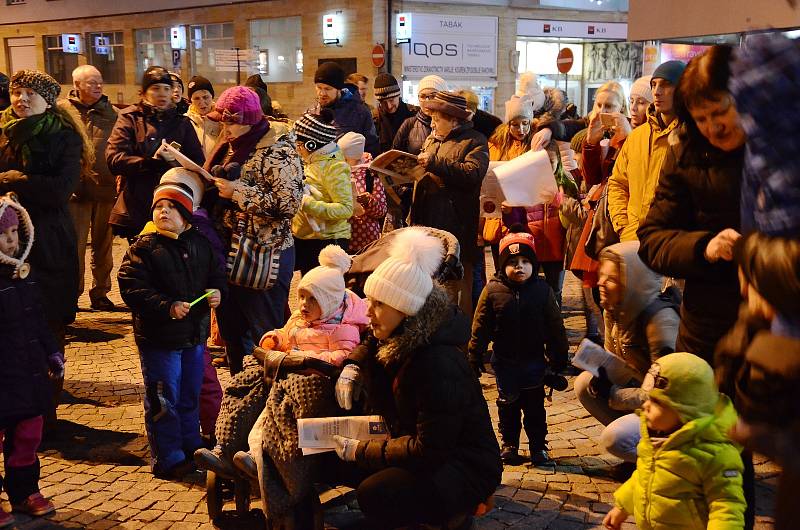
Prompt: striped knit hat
<box><xmin>374</xmin><ymin>73</ymin><xmax>401</xmax><ymax>101</ymax></box>
<box><xmin>294</xmin><ymin>110</ymin><xmax>338</xmax><ymax>148</ymax></box>
<box><xmin>425</xmin><ymin>91</ymin><xmax>472</xmax><ymax>120</ymax></box>
<box><xmin>152</xmin><ymin>182</ymin><xmax>194</xmax><ymax>221</ymax></box>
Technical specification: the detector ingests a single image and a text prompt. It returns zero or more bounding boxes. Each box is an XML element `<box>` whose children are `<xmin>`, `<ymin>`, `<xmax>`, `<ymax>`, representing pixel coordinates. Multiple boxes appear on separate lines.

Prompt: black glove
<box><xmin>210</xmin><ymin>162</ymin><xmax>242</xmax><ymax>181</ymax></box>
<box><xmin>589</xmin><ymin>366</ymin><xmax>613</xmax><ymax>400</ymax></box>
<box><xmin>543</xmin><ymin>372</ymin><xmax>568</xmax><ymax>392</ymax></box>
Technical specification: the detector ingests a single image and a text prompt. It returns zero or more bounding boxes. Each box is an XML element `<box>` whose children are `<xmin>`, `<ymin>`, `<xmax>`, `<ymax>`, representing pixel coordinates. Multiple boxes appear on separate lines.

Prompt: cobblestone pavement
<box><xmin>1</xmin><ymin>240</ymin><xmax>778</xmax><ymax>529</ymax></box>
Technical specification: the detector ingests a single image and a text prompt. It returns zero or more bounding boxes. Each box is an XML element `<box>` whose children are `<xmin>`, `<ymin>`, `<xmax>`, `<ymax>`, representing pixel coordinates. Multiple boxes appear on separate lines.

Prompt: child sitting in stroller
<box><xmin>194</xmin><ymin>244</ymin><xmax>369</xmax><ymax>477</ymax></box>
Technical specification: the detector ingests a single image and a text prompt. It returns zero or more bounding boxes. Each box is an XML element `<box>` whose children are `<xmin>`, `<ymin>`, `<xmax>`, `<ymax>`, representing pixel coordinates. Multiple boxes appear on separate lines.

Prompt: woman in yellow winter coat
<box><xmin>291</xmin><ymin>109</ymin><xmax>354</xmax><ymax>274</ymax></box>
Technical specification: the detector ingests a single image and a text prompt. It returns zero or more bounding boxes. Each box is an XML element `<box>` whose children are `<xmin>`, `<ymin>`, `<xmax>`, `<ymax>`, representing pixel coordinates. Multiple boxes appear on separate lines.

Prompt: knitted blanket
<box><xmin>215</xmin><ymin>356</ymin><xmax>268</xmax><ymax>459</ymax></box>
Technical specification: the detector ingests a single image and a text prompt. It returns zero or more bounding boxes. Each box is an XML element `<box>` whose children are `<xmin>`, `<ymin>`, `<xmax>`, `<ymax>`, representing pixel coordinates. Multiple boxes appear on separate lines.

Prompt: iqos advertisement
<box><xmin>399</xmin><ymin>13</ymin><xmax>498</xmax><ymax>78</ymax></box>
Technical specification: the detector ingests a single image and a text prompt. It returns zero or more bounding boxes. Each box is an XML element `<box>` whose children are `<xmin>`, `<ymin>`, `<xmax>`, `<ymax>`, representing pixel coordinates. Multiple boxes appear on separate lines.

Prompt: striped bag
<box><xmin>227</xmin><ymin>212</ymin><xmax>282</xmax><ymax>290</ymax></box>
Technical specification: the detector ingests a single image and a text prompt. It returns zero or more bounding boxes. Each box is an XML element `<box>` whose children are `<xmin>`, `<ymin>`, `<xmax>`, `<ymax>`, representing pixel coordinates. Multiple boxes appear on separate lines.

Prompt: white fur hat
<box><xmin>516</xmin><ymin>72</ymin><xmax>546</xmax><ymax>113</ymax></box>
<box><xmin>418</xmin><ymin>75</ymin><xmax>448</xmax><ymax>94</ymax></box>
<box><xmin>160</xmin><ymin>168</ymin><xmax>204</xmax><ymax>211</ymax></box>
<box><xmin>337</xmin><ymin>131</ymin><xmax>366</xmax><ymax>160</ymax></box>
<box><xmin>364</xmin><ymin>227</ymin><xmax>444</xmax><ymax>316</ymax></box>
<box><xmin>298</xmin><ymin>245</ymin><xmax>352</xmax><ymax>320</ymax></box>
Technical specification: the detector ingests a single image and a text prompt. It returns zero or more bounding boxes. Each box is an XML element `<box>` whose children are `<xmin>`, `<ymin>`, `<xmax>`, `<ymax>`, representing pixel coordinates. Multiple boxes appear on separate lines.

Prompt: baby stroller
<box><xmin>205</xmin><ymin>227</ymin><xmax>463</xmax><ymax>525</ymax></box>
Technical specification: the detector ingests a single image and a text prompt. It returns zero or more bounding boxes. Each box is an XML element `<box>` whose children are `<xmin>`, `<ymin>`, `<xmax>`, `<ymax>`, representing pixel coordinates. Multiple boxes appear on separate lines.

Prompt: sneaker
<box><xmin>90</xmin><ymin>297</ymin><xmax>116</xmax><ymax>311</ymax></box>
<box><xmin>0</xmin><ymin>510</ymin><xmax>14</xmax><ymax>528</ymax></box>
<box><xmin>12</xmin><ymin>492</ymin><xmax>55</xmax><ymax>517</ymax></box>
<box><xmin>233</xmin><ymin>451</ymin><xmax>258</xmax><ymax>480</ymax></box>
<box><xmin>194</xmin><ymin>447</ymin><xmax>235</xmax><ymax>478</ymax></box>
<box><xmin>530</xmin><ymin>449</ymin><xmax>552</xmax><ymax>466</ymax></box>
<box><xmin>500</xmin><ymin>445</ymin><xmax>523</xmax><ymax>465</ymax></box>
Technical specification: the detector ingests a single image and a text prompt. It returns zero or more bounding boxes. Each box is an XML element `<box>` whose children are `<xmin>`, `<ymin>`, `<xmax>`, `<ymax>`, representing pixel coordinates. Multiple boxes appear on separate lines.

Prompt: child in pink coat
<box><xmin>259</xmin><ymin>244</ymin><xmax>369</xmax><ymax>366</ymax></box>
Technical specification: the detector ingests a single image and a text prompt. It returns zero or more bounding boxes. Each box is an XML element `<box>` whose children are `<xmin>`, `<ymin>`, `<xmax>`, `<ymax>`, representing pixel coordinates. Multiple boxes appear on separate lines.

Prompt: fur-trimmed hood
<box><xmin>376</xmin><ymin>285</ymin><xmax>468</xmax><ymax>368</ymax></box>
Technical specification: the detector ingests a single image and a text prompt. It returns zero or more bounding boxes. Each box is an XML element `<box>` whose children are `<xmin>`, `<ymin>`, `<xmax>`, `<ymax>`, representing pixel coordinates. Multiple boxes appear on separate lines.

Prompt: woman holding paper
<box><xmin>331</xmin><ymin>228</ymin><xmax>502</xmax><ymax>529</ymax></box>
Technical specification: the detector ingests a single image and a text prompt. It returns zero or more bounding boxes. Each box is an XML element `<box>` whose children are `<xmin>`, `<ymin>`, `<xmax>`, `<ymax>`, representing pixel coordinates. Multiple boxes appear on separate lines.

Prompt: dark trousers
<box><xmin>217</xmin><ymin>246</ymin><xmax>295</xmax><ymax>374</ymax></box>
<box><xmin>294</xmin><ymin>238</ymin><xmax>349</xmax><ymax>275</ymax></box>
<box><xmin>0</xmin><ymin>415</ymin><xmax>43</xmax><ymax>504</ymax></box>
<box><xmin>138</xmin><ymin>344</ymin><xmax>205</xmax><ymax>473</ymax></box>
<box><xmin>497</xmin><ymin>386</ymin><xmax>547</xmax><ymax>451</ymax></box>
<box><xmin>539</xmin><ymin>262</ymin><xmax>565</xmax><ymax>307</ymax></box>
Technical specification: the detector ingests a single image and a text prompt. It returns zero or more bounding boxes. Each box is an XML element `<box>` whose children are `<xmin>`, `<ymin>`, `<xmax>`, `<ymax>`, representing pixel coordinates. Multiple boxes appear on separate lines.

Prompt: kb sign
<box><xmin>400</xmin><ymin>14</ymin><xmax>497</xmax><ymax>78</ymax></box>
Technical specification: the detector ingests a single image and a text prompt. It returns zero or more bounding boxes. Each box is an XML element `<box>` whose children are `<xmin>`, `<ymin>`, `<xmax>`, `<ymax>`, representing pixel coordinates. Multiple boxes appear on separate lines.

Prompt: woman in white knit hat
<box><xmin>331</xmin><ymin>227</ymin><xmax>501</xmax><ymax>529</ymax></box>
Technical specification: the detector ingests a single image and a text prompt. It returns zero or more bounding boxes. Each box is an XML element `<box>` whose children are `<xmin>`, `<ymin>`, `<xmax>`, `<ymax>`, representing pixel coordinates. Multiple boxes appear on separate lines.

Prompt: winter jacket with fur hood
<box><xmin>637</xmin><ymin>139</ymin><xmax>743</xmax><ymax>362</ymax></box>
<box><xmin>607</xmin><ymin>105</ymin><xmax>681</xmax><ymax>242</ymax></box>
<box><xmin>345</xmin><ymin>286</ymin><xmax>502</xmax><ymax>516</ymax></box>
<box><xmin>614</xmin><ymin>395</ymin><xmax>745</xmax><ymax>530</ymax></box>
<box><xmin>600</xmin><ymin>241</ymin><xmax>679</xmax><ymax>410</ymax></box>
<box><xmin>67</xmin><ymin>94</ymin><xmax>118</xmax><ymax>203</ymax></box>
<box><xmin>411</xmin><ymin>122</ymin><xmax>489</xmax><ymax>262</ymax></box>
<box><xmin>118</xmin><ymin>226</ymin><xmax>228</xmax><ymax>349</ymax></box>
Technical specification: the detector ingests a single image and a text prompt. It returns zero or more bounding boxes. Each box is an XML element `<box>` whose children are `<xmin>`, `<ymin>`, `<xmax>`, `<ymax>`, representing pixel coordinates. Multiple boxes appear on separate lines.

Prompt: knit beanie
<box><xmin>0</xmin><ymin>203</ymin><xmax>18</xmax><ymax>232</ymax></box>
<box><xmin>314</xmin><ymin>62</ymin><xmax>346</xmax><ymax>90</ymax></box>
<box><xmin>160</xmin><ymin>168</ymin><xmax>204</xmax><ymax>211</ymax></box>
<box><xmin>426</xmin><ymin>91</ymin><xmax>471</xmax><ymax>120</ymax></box>
<box><xmin>498</xmin><ymin>225</ymin><xmax>537</xmax><ymax>271</ymax></box>
<box><xmin>364</xmin><ymin>227</ymin><xmax>444</xmax><ymax>316</ymax></box>
<box><xmin>337</xmin><ymin>131</ymin><xmax>366</xmax><ymax>160</ymax></box>
<box><xmin>643</xmin><ymin>352</ymin><xmax>719</xmax><ymax>423</ymax></box>
<box><xmin>504</xmin><ymin>95</ymin><xmax>534</xmax><ymax>123</ymax></box>
<box><xmin>169</xmin><ymin>72</ymin><xmax>184</xmax><ymax>93</ymax></box>
<box><xmin>297</xmin><ymin>245</ymin><xmax>352</xmax><ymax>320</ymax></box>
<box><xmin>141</xmin><ymin>66</ymin><xmax>173</xmax><ymax>93</ymax></box>
<box><xmin>187</xmin><ymin>75</ymin><xmax>214</xmax><ymax>99</ymax></box>
<box><xmin>152</xmin><ymin>182</ymin><xmax>194</xmax><ymax>221</ymax></box>
<box><xmin>418</xmin><ymin>75</ymin><xmax>448</xmax><ymax>94</ymax></box>
<box><xmin>294</xmin><ymin>109</ymin><xmax>338</xmax><ymax>148</ymax></box>
<box><xmin>10</xmin><ymin>70</ymin><xmax>60</xmax><ymax>107</ymax></box>
<box><xmin>0</xmin><ymin>194</ymin><xmax>34</xmax><ymax>277</ymax></box>
<box><xmin>652</xmin><ymin>60</ymin><xmax>687</xmax><ymax>86</ymax></box>
<box><xmin>374</xmin><ymin>73</ymin><xmax>401</xmax><ymax>100</ymax></box>
<box><xmin>629</xmin><ymin>75</ymin><xmax>654</xmax><ymax>103</ymax></box>
<box><xmin>206</xmin><ymin>86</ymin><xmax>263</xmax><ymax>125</ymax></box>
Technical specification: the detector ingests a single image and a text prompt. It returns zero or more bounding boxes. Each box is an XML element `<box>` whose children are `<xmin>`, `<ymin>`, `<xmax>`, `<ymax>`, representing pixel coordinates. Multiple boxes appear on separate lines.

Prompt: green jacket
<box><xmin>292</xmin><ymin>145</ymin><xmax>353</xmax><ymax>240</ymax></box>
<box><xmin>614</xmin><ymin>395</ymin><xmax>745</xmax><ymax>530</ymax></box>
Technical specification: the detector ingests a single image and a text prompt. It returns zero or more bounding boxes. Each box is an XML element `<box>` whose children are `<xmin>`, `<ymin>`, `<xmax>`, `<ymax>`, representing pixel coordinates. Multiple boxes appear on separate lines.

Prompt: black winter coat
<box><xmin>411</xmin><ymin>122</ymin><xmax>489</xmax><ymax>262</ymax></box>
<box><xmin>0</xmin><ymin>272</ymin><xmax>58</xmax><ymax>420</ymax></box>
<box><xmin>347</xmin><ymin>287</ymin><xmax>501</xmax><ymax>517</ymax></box>
<box><xmin>469</xmin><ymin>275</ymin><xmax>569</xmax><ymax>367</ymax></box>
<box><xmin>106</xmin><ymin>103</ymin><xmax>204</xmax><ymax>237</ymax></box>
<box><xmin>374</xmin><ymin>101</ymin><xmax>417</xmax><ymax>154</ymax></box>
<box><xmin>313</xmin><ymin>88</ymin><xmax>380</xmax><ymax>156</ymax></box>
<box><xmin>637</xmin><ymin>141</ymin><xmax>743</xmax><ymax>362</ymax></box>
<box><xmin>0</xmin><ymin>125</ymin><xmax>82</xmax><ymax>326</ymax></box>
<box><xmin>118</xmin><ymin>227</ymin><xmax>228</xmax><ymax>349</ymax></box>
<box><xmin>392</xmin><ymin>112</ymin><xmax>431</xmax><ymax>156</ymax></box>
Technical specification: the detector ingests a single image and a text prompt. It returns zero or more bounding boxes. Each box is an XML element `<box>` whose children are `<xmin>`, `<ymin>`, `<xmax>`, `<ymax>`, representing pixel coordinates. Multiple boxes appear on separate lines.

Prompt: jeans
<box><xmin>0</xmin><ymin>415</ymin><xmax>43</xmax><ymax>503</ymax></box>
<box><xmin>138</xmin><ymin>344</ymin><xmax>205</xmax><ymax>472</ymax></box>
<box><xmin>69</xmin><ymin>200</ymin><xmax>114</xmax><ymax>304</ymax></box>
<box><xmin>217</xmin><ymin>245</ymin><xmax>295</xmax><ymax>374</ymax></box>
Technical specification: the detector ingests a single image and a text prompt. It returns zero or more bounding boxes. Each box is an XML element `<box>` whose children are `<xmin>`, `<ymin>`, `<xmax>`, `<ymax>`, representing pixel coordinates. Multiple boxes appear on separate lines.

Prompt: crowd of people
<box><xmin>0</xmin><ymin>34</ymin><xmax>798</xmax><ymax>529</ymax></box>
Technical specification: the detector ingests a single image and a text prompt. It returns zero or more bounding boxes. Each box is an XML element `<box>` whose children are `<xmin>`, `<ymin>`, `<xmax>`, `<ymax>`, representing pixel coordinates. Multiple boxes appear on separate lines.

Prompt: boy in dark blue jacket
<box><xmin>118</xmin><ymin>182</ymin><xmax>227</xmax><ymax>479</ymax></box>
<box><xmin>469</xmin><ymin>225</ymin><xmax>569</xmax><ymax>465</ymax></box>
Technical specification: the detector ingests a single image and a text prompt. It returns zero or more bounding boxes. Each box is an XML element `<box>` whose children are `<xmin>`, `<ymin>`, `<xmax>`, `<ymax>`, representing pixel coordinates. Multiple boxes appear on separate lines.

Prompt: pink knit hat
<box><xmin>207</xmin><ymin>86</ymin><xmax>263</xmax><ymax>125</ymax></box>
<box><xmin>0</xmin><ymin>204</ymin><xmax>18</xmax><ymax>232</ymax></box>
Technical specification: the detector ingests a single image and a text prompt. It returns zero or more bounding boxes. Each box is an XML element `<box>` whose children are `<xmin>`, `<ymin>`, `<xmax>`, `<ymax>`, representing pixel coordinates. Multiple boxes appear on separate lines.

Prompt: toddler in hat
<box><xmin>604</xmin><ymin>352</ymin><xmax>746</xmax><ymax>530</ymax></box>
<box><xmin>118</xmin><ymin>182</ymin><xmax>228</xmax><ymax>479</ymax></box>
<box><xmin>337</xmin><ymin>132</ymin><xmax>387</xmax><ymax>253</ymax></box>
<box><xmin>469</xmin><ymin>225</ymin><xmax>569</xmax><ymax>465</ymax></box>
<box><xmin>0</xmin><ymin>194</ymin><xmax>62</xmax><ymax>524</ymax></box>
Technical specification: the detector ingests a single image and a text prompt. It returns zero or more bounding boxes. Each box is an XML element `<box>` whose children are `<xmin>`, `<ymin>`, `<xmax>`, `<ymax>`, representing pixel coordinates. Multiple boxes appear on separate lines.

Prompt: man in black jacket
<box><xmin>67</xmin><ymin>65</ymin><xmax>119</xmax><ymax>310</ymax></box>
<box><xmin>372</xmin><ymin>73</ymin><xmax>417</xmax><ymax>154</ymax></box>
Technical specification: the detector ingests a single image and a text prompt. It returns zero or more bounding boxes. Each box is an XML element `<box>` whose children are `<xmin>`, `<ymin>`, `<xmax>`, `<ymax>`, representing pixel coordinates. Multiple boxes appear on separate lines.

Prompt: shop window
<box><xmin>250</xmin><ymin>17</ymin><xmax>303</xmax><ymax>83</ymax></box>
<box><xmin>189</xmin><ymin>23</ymin><xmax>236</xmax><ymax>85</ymax></box>
<box><xmin>85</xmin><ymin>31</ymin><xmax>125</xmax><ymax>84</ymax></box>
<box><xmin>43</xmin><ymin>35</ymin><xmax>80</xmax><ymax>84</ymax></box>
<box><xmin>516</xmin><ymin>40</ymin><xmax>584</xmax><ymax>114</ymax></box>
<box><xmin>135</xmin><ymin>27</ymin><xmax>173</xmax><ymax>81</ymax></box>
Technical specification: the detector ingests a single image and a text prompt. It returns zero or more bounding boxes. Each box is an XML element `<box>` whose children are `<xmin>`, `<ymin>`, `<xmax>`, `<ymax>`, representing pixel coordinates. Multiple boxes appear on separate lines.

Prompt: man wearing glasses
<box><xmin>67</xmin><ymin>65</ymin><xmax>119</xmax><ymax>311</ymax></box>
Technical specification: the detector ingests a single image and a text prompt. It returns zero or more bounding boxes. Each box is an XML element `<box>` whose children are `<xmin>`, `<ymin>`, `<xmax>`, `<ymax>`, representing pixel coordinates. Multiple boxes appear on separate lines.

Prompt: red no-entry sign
<box><xmin>372</xmin><ymin>44</ymin><xmax>386</xmax><ymax>68</ymax></box>
<box><xmin>557</xmin><ymin>47</ymin><xmax>574</xmax><ymax>74</ymax></box>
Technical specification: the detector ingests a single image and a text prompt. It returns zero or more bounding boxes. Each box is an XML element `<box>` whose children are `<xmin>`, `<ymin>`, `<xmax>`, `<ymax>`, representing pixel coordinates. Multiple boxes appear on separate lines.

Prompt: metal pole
<box><xmin>236</xmin><ymin>47</ymin><xmax>241</xmax><ymax>85</ymax></box>
<box><xmin>387</xmin><ymin>0</ymin><xmax>393</xmax><ymax>74</ymax></box>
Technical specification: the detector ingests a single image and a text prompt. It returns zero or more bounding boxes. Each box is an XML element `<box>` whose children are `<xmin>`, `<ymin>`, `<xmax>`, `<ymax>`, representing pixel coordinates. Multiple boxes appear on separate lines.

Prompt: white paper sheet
<box><xmin>490</xmin><ymin>149</ymin><xmax>557</xmax><ymax>207</ymax></box>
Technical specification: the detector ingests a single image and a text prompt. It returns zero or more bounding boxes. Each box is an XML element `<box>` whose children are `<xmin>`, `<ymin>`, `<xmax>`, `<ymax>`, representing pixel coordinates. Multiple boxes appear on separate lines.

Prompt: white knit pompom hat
<box><xmin>298</xmin><ymin>245</ymin><xmax>352</xmax><ymax>320</ymax></box>
<box><xmin>364</xmin><ymin>227</ymin><xmax>444</xmax><ymax>316</ymax></box>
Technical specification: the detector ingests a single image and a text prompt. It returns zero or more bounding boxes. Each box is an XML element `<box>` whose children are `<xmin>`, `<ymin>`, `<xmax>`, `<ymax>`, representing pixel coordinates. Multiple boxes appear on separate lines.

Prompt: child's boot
<box><xmin>12</xmin><ymin>492</ymin><xmax>55</xmax><ymax>517</ymax></box>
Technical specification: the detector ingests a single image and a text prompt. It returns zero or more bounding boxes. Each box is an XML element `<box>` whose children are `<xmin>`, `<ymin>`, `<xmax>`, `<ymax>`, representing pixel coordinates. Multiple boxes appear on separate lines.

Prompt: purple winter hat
<box><xmin>206</xmin><ymin>86</ymin><xmax>263</xmax><ymax>125</ymax></box>
<box><xmin>0</xmin><ymin>204</ymin><xmax>18</xmax><ymax>232</ymax></box>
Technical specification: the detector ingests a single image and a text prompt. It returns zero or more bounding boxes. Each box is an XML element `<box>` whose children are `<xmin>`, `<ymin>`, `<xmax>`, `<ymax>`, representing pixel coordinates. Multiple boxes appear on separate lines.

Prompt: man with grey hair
<box><xmin>67</xmin><ymin>64</ymin><xmax>119</xmax><ymax>310</ymax></box>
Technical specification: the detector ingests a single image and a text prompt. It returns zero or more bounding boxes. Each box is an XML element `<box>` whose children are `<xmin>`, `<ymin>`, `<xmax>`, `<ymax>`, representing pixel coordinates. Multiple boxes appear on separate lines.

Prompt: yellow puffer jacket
<box><xmin>607</xmin><ymin>106</ymin><xmax>680</xmax><ymax>241</ymax></box>
<box><xmin>292</xmin><ymin>145</ymin><xmax>353</xmax><ymax>240</ymax></box>
<box><xmin>614</xmin><ymin>395</ymin><xmax>746</xmax><ymax>530</ymax></box>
